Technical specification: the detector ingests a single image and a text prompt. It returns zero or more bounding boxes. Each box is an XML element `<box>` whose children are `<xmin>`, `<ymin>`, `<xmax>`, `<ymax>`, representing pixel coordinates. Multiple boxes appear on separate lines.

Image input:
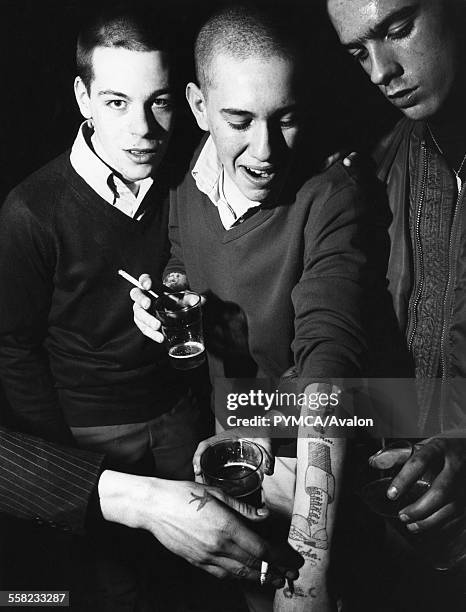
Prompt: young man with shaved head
<box><xmin>0</xmin><ymin>3</ymin><xmax>304</xmax><ymax>609</ymax></box>
<box><xmin>326</xmin><ymin>0</ymin><xmax>466</xmax><ymax>608</ymax></box>
<box><xmin>132</xmin><ymin>4</ymin><xmax>374</xmax><ymax>610</ymax></box>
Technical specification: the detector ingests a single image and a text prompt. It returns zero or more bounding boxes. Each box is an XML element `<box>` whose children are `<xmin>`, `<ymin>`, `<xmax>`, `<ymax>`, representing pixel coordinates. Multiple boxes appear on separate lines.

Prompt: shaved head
<box><xmin>195</xmin><ymin>3</ymin><xmax>301</xmax><ymax>93</ymax></box>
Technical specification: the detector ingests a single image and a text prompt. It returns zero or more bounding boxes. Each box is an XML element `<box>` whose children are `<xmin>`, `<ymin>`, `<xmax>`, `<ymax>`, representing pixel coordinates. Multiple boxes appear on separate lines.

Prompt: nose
<box><xmin>249</xmin><ymin>122</ymin><xmax>273</xmax><ymax>162</ymax></box>
<box><xmin>129</xmin><ymin>105</ymin><xmax>160</xmax><ymax>138</ymax></box>
<box><xmin>368</xmin><ymin>43</ymin><xmax>401</xmax><ymax>87</ymax></box>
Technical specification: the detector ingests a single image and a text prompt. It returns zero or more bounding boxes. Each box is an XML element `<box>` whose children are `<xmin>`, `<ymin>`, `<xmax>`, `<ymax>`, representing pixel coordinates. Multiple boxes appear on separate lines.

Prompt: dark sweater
<box><xmin>166</xmin><ymin>152</ymin><xmax>370</xmax><ymax>385</ymax></box>
<box><xmin>0</xmin><ymin>153</ymin><xmax>186</xmax><ymax>436</ymax></box>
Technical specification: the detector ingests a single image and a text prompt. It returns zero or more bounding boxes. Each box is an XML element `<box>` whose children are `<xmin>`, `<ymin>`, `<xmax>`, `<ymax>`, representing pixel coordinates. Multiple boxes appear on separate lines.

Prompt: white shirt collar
<box><xmin>70</xmin><ymin>121</ymin><xmax>153</xmax><ymax>218</ymax></box>
<box><xmin>192</xmin><ymin>136</ymin><xmax>260</xmax><ymax>230</ymax></box>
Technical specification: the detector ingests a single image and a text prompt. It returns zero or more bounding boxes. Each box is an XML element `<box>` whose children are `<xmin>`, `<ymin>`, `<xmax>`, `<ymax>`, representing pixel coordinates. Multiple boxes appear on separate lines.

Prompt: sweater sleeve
<box><xmin>0</xmin><ymin>193</ymin><xmax>72</xmax><ymax>443</ymax></box>
<box><xmin>163</xmin><ymin>189</ymin><xmax>188</xmax><ymax>284</ymax></box>
<box><xmin>0</xmin><ymin>426</ymin><xmax>104</xmax><ymax>535</ymax></box>
<box><xmin>292</xmin><ymin>170</ymin><xmax>369</xmax><ymax>379</ymax></box>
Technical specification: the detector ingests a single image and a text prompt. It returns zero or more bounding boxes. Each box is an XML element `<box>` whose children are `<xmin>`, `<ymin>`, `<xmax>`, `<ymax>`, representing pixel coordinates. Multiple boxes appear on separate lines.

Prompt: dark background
<box><xmin>0</xmin><ymin>0</ymin><xmax>400</xmax><ymax>598</ymax></box>
<box><xmin>0</xmin><ymin>0</ymin><xmax>400</xmax><ymax>202</ymax></box>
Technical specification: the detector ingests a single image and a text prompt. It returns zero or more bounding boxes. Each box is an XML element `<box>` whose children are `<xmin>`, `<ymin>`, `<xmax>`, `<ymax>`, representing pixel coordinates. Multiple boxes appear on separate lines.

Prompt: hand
<box><xmin>322</xmin><ymin>150</ymin><xmax>358</xmax><ymax>171</ymax></box>
<box><xmin>370</xmin><ymin>438</ymin><xmax>466</xmax><ymax>531</ymax></box>
<box><xmin>99</xmin><ymin>471</ymin><xmax>303</xmax><ymax>583</ymax></box>
<box><xmin>130</xmin><ymin>273</ymin><xmax>164</xmax><ymax>343</ymax></box>
<box><xmin>193</xmin><ymin>429</ymin><xmax>275</xmax><ymax>480</ymax></box>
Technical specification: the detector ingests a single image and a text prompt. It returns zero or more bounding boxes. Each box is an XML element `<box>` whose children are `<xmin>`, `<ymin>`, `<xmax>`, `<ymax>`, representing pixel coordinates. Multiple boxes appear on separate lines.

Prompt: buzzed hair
<box><xmin>195</xmin><ymin>3</ymin><xmax>302</xmax><ymax>92</ymax></box>
<box><xmin>77</xmin><ymin>2</ymin><xmax>172</xmax><ymax>91</ymax></box>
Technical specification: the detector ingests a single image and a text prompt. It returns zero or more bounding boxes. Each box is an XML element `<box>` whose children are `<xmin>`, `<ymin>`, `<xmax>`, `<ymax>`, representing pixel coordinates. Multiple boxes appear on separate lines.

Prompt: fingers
<box><xmin>202</xmin><ymin>559</ymin><xmax>285</xmax><ymax>587</ymax></box>
<box><xmin>224</xmin><ymin>514</ymin><xmax>303</xmax><ymax>577</ymax></box>
<box><xmin>398</xmin><ymin>468</ymin><xmax>450</xmax><ymax>519</ymax></box>
<box><xmin>398</xmin><ymin>457</ymin><xmax>464</xmax><ymax>526</ymax></box>
<box><xmin>138</xmin><ymin>273</ymin><xmax>152</xmax><ymax>290</ymax></box>
<box><xmin>192</xmin><ymin>439</ymin><xmax>210</xmax><ymax>476</ymax></box>
<box><xmin>404</xmin><ymin>502</ymin><xmax>460</xmax><ymax>533</ymax></box>
<box><xmin>130</xmin><ymin>287</ymin><xmax>151</xmax><ymax>309</ymax></box>
<box><xmin>259</xmin><ymin>443</ymin><xmax>275</xmax><ymax>476</ymax></box>
<box><xmin>369</xmin><ymin>446</ymin><xmax>413</xmax><ymax>471</ymax></box>
<box><xmin>387</xmin><ymin>442</ymin><xmax>439</xmax><ymax>500</ymax></box>
<box><xmin>322</xmin><ymin>152</ymin><xmax>342</xmax><ymax>170</ymax></box>
<box><xmin>132</xmin><ymin>300</ymin><xmax>164</xmax><ymax>343</ymax></box>
<box><xmin>343</xmin><ymin>151</ymin><xmax>358</xmax><ymax>167</ymax></box>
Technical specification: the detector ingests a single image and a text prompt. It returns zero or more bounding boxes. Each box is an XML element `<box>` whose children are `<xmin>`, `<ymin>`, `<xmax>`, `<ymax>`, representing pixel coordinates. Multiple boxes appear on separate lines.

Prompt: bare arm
<box><xmin>274</xmin><ymin>384</ymin><xmax>345</xmax><ymax>612</ymax></box>
<box><xmin>98</xmin><ymin>470</ymin><xmax>303</xmax><ymax>584</ymax></box>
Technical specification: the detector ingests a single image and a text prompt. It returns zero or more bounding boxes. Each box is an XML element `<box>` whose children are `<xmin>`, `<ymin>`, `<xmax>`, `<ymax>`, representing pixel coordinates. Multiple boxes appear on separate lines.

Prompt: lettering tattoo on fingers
<box><xmin>189</xmin><ymin>490</ymin><xmax>214</xmax><ymax>511</ymax></box>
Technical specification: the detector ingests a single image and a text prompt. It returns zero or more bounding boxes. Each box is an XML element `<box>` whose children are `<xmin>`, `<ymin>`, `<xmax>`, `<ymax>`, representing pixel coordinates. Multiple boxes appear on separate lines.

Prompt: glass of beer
<box><xmin>200</xmin><ymin>439</ymin><xmax>264</xmax><ymax>507</ymax></box>
<box><xmin>154</xmin><ymin>291</ymin><xmax>205</xmax><ymax>370</ymax></box>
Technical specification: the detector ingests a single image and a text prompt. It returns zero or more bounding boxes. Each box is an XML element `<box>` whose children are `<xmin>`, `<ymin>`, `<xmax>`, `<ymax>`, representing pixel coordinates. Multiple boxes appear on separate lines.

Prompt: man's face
<box><xmin>75</xmin><ymin>47</ymin><xmax>174</xmax><ymax>181</ymax></box>
<box><xmin>327</xmin><ymin>0</ymin><xmax>459</xmax><ymax>120</ymax></box>
<box><xmin>189</xmin><ymin>54</ymin><xmax>301</xmax><ymax>203</ymax></box>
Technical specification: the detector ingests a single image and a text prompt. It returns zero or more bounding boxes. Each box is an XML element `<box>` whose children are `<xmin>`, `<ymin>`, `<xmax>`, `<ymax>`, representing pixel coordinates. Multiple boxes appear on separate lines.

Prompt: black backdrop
<box><xmin>0</xmin><ymin>0</ymin><xmax>400</xmax><ymax>202</ymax></box>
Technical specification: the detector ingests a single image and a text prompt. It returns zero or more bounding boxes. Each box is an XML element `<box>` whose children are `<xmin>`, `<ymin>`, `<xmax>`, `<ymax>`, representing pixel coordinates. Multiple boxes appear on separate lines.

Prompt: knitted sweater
<box><xmin>0</xmin><ymin>153</ymin><xmax>185</xmax><ymax>438</ymax></box>
<box><xmin>166</xmin><ymin>153</ymin><xmax>370</xmax><ymax>386</ymax></box>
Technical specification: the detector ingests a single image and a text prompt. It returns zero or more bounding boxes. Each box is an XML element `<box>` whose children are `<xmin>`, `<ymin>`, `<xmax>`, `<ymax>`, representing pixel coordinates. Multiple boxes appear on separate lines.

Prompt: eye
<box><xmin>106</xmin><ymin>99</ymin><xmax>127</xmax><ymax>110</ymax></box>
<box><xmin>280</xmin><ymin>115</ymin><xmax>298</xmax><ymax>129</ymax></box>
<box><xmin>387</xmin><ymin>19</ymin><xmax>414</xmax><ymax>41</ymax></box>
<box><xmin>227</xmin><ymin>121</ymin><xmax>251</xmax><ymax>131</ymax></box>
<box><xmin>349</xmin><ymin>47</ymin><xmax>369</xmax><ymax>64</ymax></box>
<box><xmin>153</xmin><ymin>97</ymin><xmax>173</xmax><ymax>110</ymax></box>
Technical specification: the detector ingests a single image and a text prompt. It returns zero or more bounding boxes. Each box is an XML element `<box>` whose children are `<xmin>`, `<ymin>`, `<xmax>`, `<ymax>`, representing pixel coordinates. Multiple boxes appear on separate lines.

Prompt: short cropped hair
<box><xmin>77</xmin><ymin>2</ymin><xmax>172</xmax><ymax>91</ymax></box>
<box><xmin>194</xmin><ymin>3</ymin><xmax>302</xmax><ymax>92</ymax></box>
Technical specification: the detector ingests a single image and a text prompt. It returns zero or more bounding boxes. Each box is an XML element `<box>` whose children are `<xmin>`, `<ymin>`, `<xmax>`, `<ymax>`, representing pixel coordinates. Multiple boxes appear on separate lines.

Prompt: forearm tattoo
<box><xmin>290</xmin><ymin>441</ymin><xmax>335</xmax><ymax>550</ymax></box>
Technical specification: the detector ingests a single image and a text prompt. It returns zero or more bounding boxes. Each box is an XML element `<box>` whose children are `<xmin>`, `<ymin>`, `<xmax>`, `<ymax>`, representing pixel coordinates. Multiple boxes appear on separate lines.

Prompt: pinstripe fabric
<box><xmin>0</xmin><ymin>427</ymin><xmax>104</xmax><ymax>534</ymax></box>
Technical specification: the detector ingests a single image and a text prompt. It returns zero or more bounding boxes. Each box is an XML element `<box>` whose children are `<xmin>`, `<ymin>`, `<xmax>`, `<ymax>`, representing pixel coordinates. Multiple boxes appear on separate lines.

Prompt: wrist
<box><xmin>98</xmin><ymin>470</ymin><xmax>157</xmax><ymax>529</ymax></box>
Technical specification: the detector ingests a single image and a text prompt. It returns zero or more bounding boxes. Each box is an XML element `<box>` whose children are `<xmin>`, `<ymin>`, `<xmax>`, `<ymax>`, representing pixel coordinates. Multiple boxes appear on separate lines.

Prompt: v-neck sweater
<box><xmin>166</xmin><ymin>150</ymin><xmax>370</xmax><ymax>386</ymax></box>
<box><xmin>0</xmin><ymin>153</ymin><xmax>185</xmax><ymax>435</ymax></box>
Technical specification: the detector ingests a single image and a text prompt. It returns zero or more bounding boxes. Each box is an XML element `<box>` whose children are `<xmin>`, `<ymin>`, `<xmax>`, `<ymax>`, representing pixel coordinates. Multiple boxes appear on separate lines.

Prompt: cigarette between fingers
<box><xmin>260</xmin><ymin>560</ymin><xmax>268</xmax><ymax>586</ymax></box>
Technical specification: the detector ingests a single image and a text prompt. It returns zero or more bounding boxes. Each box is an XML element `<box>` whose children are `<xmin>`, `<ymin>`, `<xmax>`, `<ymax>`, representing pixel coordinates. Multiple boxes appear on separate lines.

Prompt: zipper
<box><xmin>407</xmin><ymin>143</ymin><xmax>428</xmax><ymax>352</ymax></box>
<box><xmin>439</xmin><ymin>180</ymin><xmax>465</xmax><ymax>379</ymax></box>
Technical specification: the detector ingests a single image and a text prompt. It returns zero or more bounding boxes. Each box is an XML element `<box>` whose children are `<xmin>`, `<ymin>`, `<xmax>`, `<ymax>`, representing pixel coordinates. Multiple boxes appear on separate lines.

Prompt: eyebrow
<box><xmin>220</xmin><ymin>104</ymin><xmax>299</xmax><ymax>118</ymax></box>
<box><xmin>221</xmin><ymin>109</ymin><xmax>252</xmax><ymax>117</ymax></box>
<box><xmin>343</xmin><ymin>4</ymin><xmax>419</xmax><ymax>48</ymax></box>
<box><xmin>97</xmin><ymin>87</ymin><xmax>172</xmax><ymax>99</ymax></box>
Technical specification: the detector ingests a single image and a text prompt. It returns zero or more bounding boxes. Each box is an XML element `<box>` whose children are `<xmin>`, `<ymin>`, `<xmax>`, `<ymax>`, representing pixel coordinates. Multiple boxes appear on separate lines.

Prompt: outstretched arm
<box><xmin>274</xmin><ymin>385</ymin><xmax>344</xmax><ymax>612</ymax></box>
<box><xmin>99</xmin><ymin>470</ymin><xmax>303</xmax><ymax>584</ymax></box>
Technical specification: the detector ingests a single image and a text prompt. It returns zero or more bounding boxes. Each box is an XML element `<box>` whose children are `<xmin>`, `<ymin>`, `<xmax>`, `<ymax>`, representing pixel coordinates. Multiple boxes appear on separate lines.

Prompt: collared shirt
<box><xmin>70</xmin><ymin>121</ymin><xmax>153</xmax><ymax>220</ymax></box>
<box><xmin>191</xmin><ymin>136</ymin><xmax>261</xmax><ymax>230</ymax></box>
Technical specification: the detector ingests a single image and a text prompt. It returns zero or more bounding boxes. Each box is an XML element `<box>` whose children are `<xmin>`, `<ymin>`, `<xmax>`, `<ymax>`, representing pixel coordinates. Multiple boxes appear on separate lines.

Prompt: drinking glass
<box><xmin>154</xmin><ymin>290</ymin><xmax>205</xmax><ymax>370</ymax></box>
<box><xmin>200</xmin><ymin>439</ymin><xmax>264</xmax><ymax>507</ymax></box>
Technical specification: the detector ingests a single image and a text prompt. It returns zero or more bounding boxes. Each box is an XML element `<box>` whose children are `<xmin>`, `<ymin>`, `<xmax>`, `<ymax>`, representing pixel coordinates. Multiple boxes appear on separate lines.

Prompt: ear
<box><xmin>186</xmin><ymin>82</ymin><xmax>209</xmax><ymax>132</ymax></box>
<box><xmin>74</xmin><ymin>77</ymin><xmax>92</xmax><ymax>120</ymax></box>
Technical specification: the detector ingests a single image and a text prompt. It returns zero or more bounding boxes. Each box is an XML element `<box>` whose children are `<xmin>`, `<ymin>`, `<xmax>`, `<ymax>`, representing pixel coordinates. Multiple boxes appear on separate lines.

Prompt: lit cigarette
<box><xmin>260</xmin><ymin>560</ymin><xmax>268</xmax><ymax>586</ymax></box>
<box><xmin>118</xmin><ymin>269</ymin><xmax>159</xmax><ymax>298</ymax></box>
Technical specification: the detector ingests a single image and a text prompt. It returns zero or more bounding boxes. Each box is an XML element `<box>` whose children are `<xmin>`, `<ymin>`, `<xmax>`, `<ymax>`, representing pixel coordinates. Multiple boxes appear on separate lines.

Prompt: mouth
<box><xmin>241</xmin><ymin>165</ymin><xmax>277</xmax><ymax>184</ymax></box>
<box><xmin>124</xmin><ymin>148</ymin><xmax>158</xmax><ymax>163</ymax></box>
<box><xmin>387</xmin><ymin>87</ymin><xmax>418</xmax><ymax>108</ymax></box>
